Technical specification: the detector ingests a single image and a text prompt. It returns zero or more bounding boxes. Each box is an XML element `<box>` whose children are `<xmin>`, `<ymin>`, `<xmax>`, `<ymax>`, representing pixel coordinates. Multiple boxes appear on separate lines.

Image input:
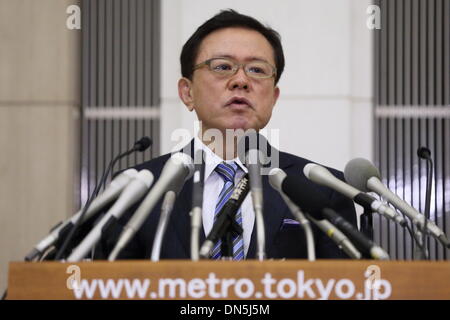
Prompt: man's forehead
<box><xmin>195</xmin><ymin>27</ymin><xmax>275</xmax><ymax>64</ymax></box>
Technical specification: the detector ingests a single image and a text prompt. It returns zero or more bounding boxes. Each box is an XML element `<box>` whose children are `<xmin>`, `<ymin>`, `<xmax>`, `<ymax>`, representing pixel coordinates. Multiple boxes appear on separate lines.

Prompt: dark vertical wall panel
<box><xmin>375</xmin><ymin>0</ymin><xmax>450</xmax><ymax>260</ymax></box>
<box><xmin>80</xmin><ymin>0</ymin><xmax>161</xmax><ymax>206</ymax></box>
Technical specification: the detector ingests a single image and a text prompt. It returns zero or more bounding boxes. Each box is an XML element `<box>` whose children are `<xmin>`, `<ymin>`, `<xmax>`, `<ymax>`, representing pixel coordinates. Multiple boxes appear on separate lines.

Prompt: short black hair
<box><xmin>180</xmin><ymin>9</ymin><xmax>285</xmax><ymax>84</ymax></box>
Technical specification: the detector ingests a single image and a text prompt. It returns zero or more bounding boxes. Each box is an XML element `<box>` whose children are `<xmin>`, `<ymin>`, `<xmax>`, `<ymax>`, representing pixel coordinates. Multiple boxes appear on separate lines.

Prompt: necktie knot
<box><xmin>215</xmin><ymin>162</ymin><xmax>238</xmax><ymax>183</ymax></box>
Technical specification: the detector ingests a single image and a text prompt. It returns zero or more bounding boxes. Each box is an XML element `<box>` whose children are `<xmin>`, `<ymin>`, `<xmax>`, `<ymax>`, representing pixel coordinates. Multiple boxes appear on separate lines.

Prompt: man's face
<box><xmin>178</xmin><ymin>27</ymin><xmax>280</xmax><ymax>133</ymax></box>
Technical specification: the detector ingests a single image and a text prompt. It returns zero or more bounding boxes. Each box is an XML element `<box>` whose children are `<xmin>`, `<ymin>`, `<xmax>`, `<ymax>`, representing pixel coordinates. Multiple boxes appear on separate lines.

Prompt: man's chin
<box><xmin>200</xmin><ymin>119</ymin><xmax>260</xmax><ymax>134</ymax></box>
<box><xmin>225</xmin><ymin>118</ymin><xmax>254</xmax><ymax>131</ymax></box>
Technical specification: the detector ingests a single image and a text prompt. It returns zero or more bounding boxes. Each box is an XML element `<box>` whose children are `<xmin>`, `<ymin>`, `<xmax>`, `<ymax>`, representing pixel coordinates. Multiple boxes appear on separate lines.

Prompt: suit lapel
<box><xmin>171</xmin><ymin>177</ymin><xmax>194</xmax><ymax>257</ymax></box>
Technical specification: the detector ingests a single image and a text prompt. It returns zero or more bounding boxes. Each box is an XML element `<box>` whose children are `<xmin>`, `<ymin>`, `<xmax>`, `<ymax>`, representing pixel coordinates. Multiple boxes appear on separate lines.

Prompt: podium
<box><xmin>7</xmin><ymin>260</ymin><xmax>450</xmax><ymax>300</ymax></box>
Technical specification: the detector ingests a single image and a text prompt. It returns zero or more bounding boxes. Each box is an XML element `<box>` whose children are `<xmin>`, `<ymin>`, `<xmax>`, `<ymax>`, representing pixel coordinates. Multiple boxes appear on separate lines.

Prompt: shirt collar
<box><xmin>194</xmin><ymin>136</ymin><xmax>248</xmax><ymax>181</ymax></box>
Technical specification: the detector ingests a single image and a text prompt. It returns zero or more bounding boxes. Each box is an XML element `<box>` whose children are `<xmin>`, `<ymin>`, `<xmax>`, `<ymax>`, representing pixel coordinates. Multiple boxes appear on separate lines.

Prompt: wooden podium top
<box><xmin>7</xmin><ymin>260</ymin><xmax>450</xmax><ymax>300</ymax></box>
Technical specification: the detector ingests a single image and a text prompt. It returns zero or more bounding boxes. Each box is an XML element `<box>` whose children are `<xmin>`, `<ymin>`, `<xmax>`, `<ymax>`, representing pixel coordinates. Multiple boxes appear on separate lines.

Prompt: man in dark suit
<box><xmin>99</xmin><ymin>9</ymin><xmax>357</xmax><ymax>260</ymax></box>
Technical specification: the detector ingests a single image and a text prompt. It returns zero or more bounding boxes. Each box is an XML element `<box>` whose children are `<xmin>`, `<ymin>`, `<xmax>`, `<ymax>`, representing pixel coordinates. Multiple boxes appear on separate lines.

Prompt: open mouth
<box><xmin>226</xmin><ymin>97</ymin><xmax>252</xmax><ymax>109</ymax></box>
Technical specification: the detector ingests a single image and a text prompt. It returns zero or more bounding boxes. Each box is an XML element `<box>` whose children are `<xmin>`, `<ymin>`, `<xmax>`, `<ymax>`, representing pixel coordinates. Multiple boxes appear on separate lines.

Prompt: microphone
<box><xmin>304</xmin><ymin>163</ymin><xmax>406</xmax><ymax>227</ymax></box>
<box><xmin>54</xmin><ymin>136</ymin><xmax>152</xmax><ymax>260</ymax></box>
<box><xmin>151</xmin><ymin>163</ymin><xmax>190</xmax><ymax>262</ymax></box>
<box><xmin>268</xmin><ymin>168</ymin><xmax>361</xmax><ymax>260</ymax></box>
<box><xmin>417</xmin><ymin>146</ymin><xmax>432</xmax><ymax>159</ymax></box>
<box><xmin>418</xmin><ymin>147</ymin><xmax>435</xmax><ymax>258</ymax></box>
<box><xmin>190</xmin><ymin>149</ymin><xmax>206</xmax><ymax>261</ymax></box>
<box><xmin>417</xmin><ymin>147</ymin><xmax>433</xmax><ymax>258</ymax></box>
<box><xmin>199</xmin><ymin>174</ymin><xmax>250</xmax><ymax>259</ymax></box>
<box><xmin>344</xmin><ymin>157</ymin><xmax>450</xmax><ymax>248</ymax></box>
<box><xmin>318</xmin><ymin>208</ymin><xmax>389</xmax><ymax>260</ymax></box>
<box><xmin>306</xmin><ymin>215</ymin><xmax>362</xmax><ymax>259</ymax></box>
<box><xmin>25</xmin><ymin>169</ymin><xmax>138</xmax><ymax>261</ymax></box>
<box><xmin>67</xmin><ymin>170</ymin><xmax>154</xmax><ymax>262</ymax></box>
<box><xmin>150</xmin><ymin>191</ymin><xmax>177</xmax><ymax>261</ymax></box>
<box><xmin>108</xmin><ymin>152</ymin><xmax>194</xmax><ymax>261</ymax></box>
<box><xmin>238</xmin><ymin>131</ymin><xmax>267</xmax><ymax>260</ymax></box>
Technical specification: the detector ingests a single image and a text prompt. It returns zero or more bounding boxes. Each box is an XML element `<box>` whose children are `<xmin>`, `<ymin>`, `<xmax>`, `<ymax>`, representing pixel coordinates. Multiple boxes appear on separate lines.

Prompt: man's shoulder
<box><xmin>130</xmin><ymin>148</ymin><xmax>345</xmax><ymax>180</ymax></box>
<box><xmin>278</xmin><ymin>150</ymin><xmax>345</xmax><ymax>179</ymax></box>
<box><xmin>132</xmin><ymin>152</ymin><xmax>172</xmax><ymax>176</ymax></box>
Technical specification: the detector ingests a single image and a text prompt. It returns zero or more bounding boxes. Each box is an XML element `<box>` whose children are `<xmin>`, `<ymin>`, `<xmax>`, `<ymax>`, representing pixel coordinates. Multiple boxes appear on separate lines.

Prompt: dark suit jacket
<box><xmin>97</xmin><ymin>141</ymin><xmax>357</xmax><ymax>260</ymax></box>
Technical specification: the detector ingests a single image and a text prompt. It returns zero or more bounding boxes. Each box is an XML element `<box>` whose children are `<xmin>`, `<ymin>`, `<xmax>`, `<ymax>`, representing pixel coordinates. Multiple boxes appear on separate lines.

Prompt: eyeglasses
<box><xmin>193</xmin><ymin>57</ymin><xmax>277</xmax><ymax>79</ymax></box>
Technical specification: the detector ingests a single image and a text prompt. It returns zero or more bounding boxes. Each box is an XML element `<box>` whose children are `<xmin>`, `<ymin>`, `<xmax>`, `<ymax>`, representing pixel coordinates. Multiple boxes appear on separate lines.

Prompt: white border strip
<box><xmin>84</xmin><ymin>107</ymin><xmax>160</xmax><ymax>120</ymax></box>
<box><xmin>376</xmin><ymin>106</ymin><xmax>450</xmax><ymax>119</ymax></box>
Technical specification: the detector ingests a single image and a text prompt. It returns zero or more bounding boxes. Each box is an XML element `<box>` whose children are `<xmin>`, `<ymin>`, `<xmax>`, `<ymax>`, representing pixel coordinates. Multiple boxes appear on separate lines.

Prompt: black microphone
<box><xmin>54</xmin><ymin>136</ymin><xmax>152</xmax><ymax>260</ymax></box>
<box><xmin>417</xmin><ymin>146</ymin><xmax>432</xmax><ymax>160</ymax></box>
<box><xmin>199</xmin><ymin>174</ymin><xmax>250</xmax><ymax>259</ymax></box>
<box><xmin>107</xmin><ymin>136</ymin><xmax>152</xmax><ymax>185</ymax></box>
<box><xmin>418</xmin><ymin>146</ymin><xmax>435</xmax><ymax>257</ymax></box>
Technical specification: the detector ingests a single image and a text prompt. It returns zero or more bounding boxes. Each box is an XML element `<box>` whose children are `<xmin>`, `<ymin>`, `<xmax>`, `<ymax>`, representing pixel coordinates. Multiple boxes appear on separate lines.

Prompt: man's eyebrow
<box><xmin>213</xmin><ymin>54</ymin><xmax>271</xmax><ymax>63</ymax></box>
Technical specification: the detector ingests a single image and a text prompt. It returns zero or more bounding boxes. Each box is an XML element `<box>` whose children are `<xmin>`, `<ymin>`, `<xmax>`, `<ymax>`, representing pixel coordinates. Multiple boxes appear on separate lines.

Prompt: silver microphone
<box><xmin>67</xmin><ymin>170</ymin><xmax>154</xmax><ymax>262</ymax></box>
<box><xmin>25</xmin><ymin>169</ymin><xmax>138</xmax><ymax>261</ymax></box>
<box><xmin>238</xmin><ymin>131</ymin><xmax>267</xmax><ymax>261</ymax></box>
<box><xmin>108</xmin><ymin>153</ymin><xmax>194</xmax><ymax>261</ymax></box>
<box><xmin>345</xmin><ymin>158</ymin><xmax>450</xmax><ymax>248</ymax></box>
<box><xmin>304</xmin><ymin>163</ymin><xmax>406</xmax><ymax>227</ymax></box>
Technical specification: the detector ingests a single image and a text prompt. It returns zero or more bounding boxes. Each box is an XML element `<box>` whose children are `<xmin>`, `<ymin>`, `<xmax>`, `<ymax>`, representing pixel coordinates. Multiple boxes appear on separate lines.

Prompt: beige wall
<box><xmin>0</xmin><ymin>0</ymin><xmax>80</xmax><ymax>293</ymax></box>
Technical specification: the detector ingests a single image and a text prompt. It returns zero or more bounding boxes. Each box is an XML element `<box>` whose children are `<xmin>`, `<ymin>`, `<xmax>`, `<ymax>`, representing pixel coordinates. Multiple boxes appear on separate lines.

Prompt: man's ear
<box><xmin>272</xmin><ymin>86</ymin><xmax>280</xmax><ymax>107</ymax></box>
<box><xmin>178</xmin><ymin>77</ymin><xmax>195</xmax><ymax>111</ymax></box>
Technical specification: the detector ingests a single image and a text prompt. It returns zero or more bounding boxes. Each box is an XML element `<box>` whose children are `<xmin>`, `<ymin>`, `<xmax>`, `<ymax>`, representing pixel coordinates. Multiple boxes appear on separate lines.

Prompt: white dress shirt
<box><xmin>194</xmin><ymin>137</ymin><xmax>255</xmax><ymax>257</ymax></box>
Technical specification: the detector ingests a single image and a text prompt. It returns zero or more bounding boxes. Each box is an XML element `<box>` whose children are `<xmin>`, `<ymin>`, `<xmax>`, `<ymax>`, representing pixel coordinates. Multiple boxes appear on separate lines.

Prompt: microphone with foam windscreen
<box><xmin>304</xmin><ymin>163</ymin><xmax>406</xmax><ymax>227</ymax></box>
<box><xmin>268</xmin><ymin>168</ymin><xmax>362</xmax><ymax>259</ymax></box>
<box><xmin>67</xmin><ymin>170</ymin><xmax>154</xmax><ymax>262</ymax></box>
<box><xmin>344</xmin><ymin>158</ymin><xmax>450</xmax><ymax>249</ymax></box>
<box><xmin>108</xmin><ymin>152</ymin><xmax>194</xmax><ymax>261</ymax></box>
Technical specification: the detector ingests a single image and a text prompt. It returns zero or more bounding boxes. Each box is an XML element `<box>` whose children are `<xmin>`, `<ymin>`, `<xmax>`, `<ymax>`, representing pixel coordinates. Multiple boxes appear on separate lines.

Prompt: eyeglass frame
<box><xmin>192</xmin><ymin>57</ymin><xmax>277</xmax><ymax>80</ymax></box>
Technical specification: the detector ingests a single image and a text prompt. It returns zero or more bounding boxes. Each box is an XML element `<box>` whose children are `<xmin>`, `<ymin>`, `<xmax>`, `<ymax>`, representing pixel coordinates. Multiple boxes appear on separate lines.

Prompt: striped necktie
<box><xmin>211</xmin><ymin>162</ymin><xmax>245</xmax><ymax>260</ymax></box>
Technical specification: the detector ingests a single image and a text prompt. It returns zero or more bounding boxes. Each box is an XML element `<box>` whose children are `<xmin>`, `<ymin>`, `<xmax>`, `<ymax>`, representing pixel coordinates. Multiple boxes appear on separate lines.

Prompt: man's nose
<box><xmin>228</xmin><ymin>67</ymin><xmax>250</xmax><ymax>91</ymax></box>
